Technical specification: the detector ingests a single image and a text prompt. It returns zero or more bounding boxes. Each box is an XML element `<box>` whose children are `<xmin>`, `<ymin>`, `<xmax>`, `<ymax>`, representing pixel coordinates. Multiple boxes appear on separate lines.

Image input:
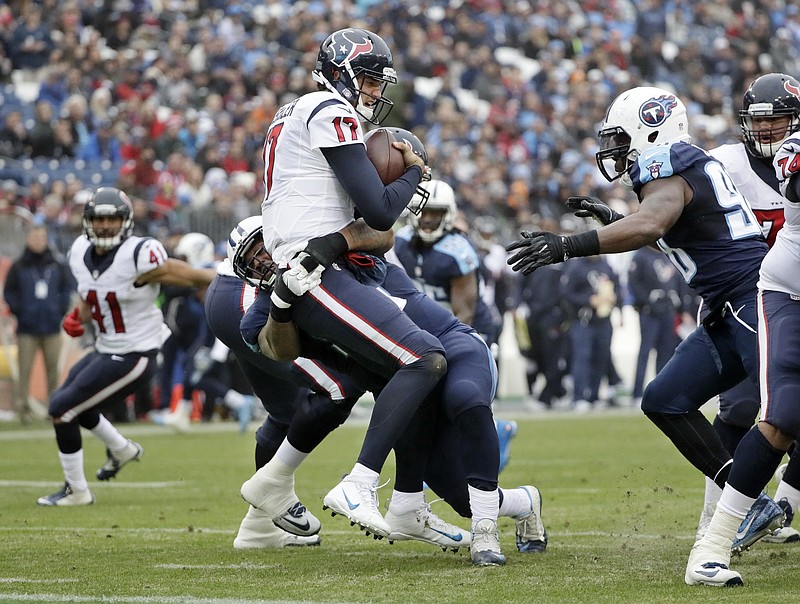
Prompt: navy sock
<box><xmin>712</xmin><ymin>415</ymin><xmax>751</xmax><ymax>456</ymax></box>
<box><xmin>728</xmin><ymin>427</ymin><xmax>785</xmax><ymax>498</ymax></box>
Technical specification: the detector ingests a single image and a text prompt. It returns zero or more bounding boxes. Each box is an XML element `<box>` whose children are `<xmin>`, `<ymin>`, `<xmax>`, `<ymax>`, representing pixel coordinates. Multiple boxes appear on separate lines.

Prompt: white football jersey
<box><xmin>261</xmin><ymin>90</ymin><xmax>364</xmax><ymax>264</ymax></box>
<box><xmin>68</xmin><ymin>235</ymin><xmax>172</xmax><ymax>354</ymax></box>
<box><xmin>709</xmin><ymin>142</ymin><xmax>785</xmax><ymax>245</ymax></box>
<box><xmin>760</xmin><ymin>141</ymin><xmax>800</xmax><ymax>294</ymax></box>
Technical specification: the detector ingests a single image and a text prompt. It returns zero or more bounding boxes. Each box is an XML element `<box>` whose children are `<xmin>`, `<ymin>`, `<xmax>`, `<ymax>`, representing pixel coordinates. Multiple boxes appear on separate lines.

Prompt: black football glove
<box><xmin>565</xmin><ymin>196</ymin><xmax>624</xmax><ymax>226</ymax></box>
<box><xmin>302</xmin><ymin>232</ymin><xmax>348</xmax><ymax>270</ymax></box>
<box><xmin>506</xmin><ymin>231</ymin><xmax>566</xmax><ymax>275</ymax></box>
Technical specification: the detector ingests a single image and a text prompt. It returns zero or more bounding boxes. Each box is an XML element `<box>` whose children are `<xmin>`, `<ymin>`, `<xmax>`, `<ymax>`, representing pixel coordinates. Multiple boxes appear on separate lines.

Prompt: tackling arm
<box><xmin>135</xmin><ymin>259</ymin><xmax>216</xmax><ymax>288</ymax></box>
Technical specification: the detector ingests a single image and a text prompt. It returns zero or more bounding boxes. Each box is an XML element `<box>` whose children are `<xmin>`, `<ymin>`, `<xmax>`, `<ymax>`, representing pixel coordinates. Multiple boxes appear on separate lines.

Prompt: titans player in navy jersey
<box><xmin>507</xmin><ymin>87</ymin><xmax>785</xmax><ymax>580</ymax></box>
<box><xmin>392</xmin><ymin>179</ymin><xmax>517</xmax><ymax>472</ymax></box>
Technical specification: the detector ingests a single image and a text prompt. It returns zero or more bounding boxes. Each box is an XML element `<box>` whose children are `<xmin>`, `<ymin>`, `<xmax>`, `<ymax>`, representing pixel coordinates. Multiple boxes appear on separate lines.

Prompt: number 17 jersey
<box><xmin>261</xmin><ymin>90</ymin><xmax>365</xmax><ymax>265</ymax></box>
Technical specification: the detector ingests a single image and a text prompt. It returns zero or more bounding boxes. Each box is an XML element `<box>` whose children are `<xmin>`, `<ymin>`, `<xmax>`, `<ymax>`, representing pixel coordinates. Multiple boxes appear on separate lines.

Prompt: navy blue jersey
<box><xmin>631</xmin><ymin>141</ymin><xmax>768</xmax><ymax>314</ymax></box>
<box><xmin>394</xmin><ymin>226</ymin><xmax>498</xmax><ymax>343</ymax></box>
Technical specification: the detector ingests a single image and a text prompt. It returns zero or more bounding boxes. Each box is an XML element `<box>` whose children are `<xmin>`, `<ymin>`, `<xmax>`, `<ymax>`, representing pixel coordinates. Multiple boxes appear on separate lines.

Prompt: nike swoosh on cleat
<box><xmin>343</xmin><ymin>490</ymin><xmax>360</xmax><ymax>510</ymax></box>
<box><xmin>695</xmin><ymin>569</ymin><xmax>721</xmax><ymax>578</ymax></box>
<box><xmin>280</xmin><ymin>515</ymin><xmax>310</xmax><ymax>532</ymax></box>
<box><xmin>735</xmin><ymin>516</ymin><xmax>757</xmax><ymax>541</ymax></box>
<box><xmin>431</xmin><ymin>527</ymin><xmax>463</xmax><ymax>542</ymax></box>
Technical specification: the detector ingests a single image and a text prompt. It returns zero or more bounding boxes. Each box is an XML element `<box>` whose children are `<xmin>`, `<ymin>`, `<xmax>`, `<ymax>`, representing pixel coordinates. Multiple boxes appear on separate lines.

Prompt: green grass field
<box><xmin>0</xmin><ymin>409</ymin><xmax>794</xmax><ymax>603</ymax></box>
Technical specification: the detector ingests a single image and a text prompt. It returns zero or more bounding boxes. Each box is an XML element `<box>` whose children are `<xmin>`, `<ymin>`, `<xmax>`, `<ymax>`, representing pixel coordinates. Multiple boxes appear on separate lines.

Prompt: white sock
<box><xmin>90</xmin><ymin>415</ymin><xmax>128</xmax><ymax>451</ymax></box>
<box><xmin>469</xmin><ymin>485</ymin><xmax>499</xmax><ymax>530</ymax></box>
<box><xmin>498</xmin><ymin>487</ymin><xmax>530</xmax><ymax>518</ymax></box>
<box><xmin>703</xmin><ymin>476</ymin><xmax>722</xmax><ymax>510</ymax></box>
<box><xmin>773</xmin><ymin>480</ymin><xmax>800</xmax><ymax>517</ymax></box>
<box><xmin>274</xmin><ymin>440</ymin><xmax>308</xmax><ymax>470</ymax></box>
<box><xmin>698</xmin><ymin>504</ymin><xmax>741</xmax><ymax>557</ymax></box>
<box><xmin>717</xmin><ymin>486</ymin><xmax>755</xmax><ymax>520</ymax></box>
<box><xmin>224</xmin><ymin>390</ymin><xmax>246</xmax><ymax>410</ymax></box>
<box><xmin>58</xmin><ymin>450</ymin><xmax>89</xmax><ymax>492</ymax></box>
<box><xmin>387</xmin><ymin>490</ymin><xmax>425</xmax><ymax>515</ymax></box>
<box><xmin>348</xmin><ymin>462</ymin><xmax>379</xmax><ymax>485</ymax></box>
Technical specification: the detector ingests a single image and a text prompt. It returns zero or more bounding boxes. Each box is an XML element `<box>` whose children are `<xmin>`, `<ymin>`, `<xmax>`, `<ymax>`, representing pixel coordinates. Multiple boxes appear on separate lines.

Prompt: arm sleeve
<box><xmin>322</xmin><ymin>144</ymin><xmax>423</xmax><ymax>231</ymax></box>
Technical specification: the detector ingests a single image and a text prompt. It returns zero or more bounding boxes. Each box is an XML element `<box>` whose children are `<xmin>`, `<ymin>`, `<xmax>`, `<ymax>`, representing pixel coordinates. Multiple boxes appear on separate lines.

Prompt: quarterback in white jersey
<box><xmin>37</xmin><ymin>188</ymin><xmax>215</xmax><ymax>508</ymax></box>
<box><xmin>250</xmin><ymin>28</ymin><xmax>450</xmax><ymax>543</ymax></box>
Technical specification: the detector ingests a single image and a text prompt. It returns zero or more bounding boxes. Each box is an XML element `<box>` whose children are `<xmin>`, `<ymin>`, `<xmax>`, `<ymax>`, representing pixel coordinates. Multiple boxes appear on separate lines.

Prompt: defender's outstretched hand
<box><xmin>506</xmin><ymin>231</ymin><xmax>566</xmax><ymax>275</ymax></box>
<box><xmin>565</xmin><ymin>196</ymin><xmax>624</xmax><ymax>226</ymax></box>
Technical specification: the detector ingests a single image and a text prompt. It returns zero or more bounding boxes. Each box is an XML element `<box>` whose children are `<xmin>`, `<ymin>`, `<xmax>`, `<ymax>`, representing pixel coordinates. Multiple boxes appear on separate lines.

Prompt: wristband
<box><xmin>563</xmin><ymin>230</ymin><xmax>601</xmax><ymax>259</ymax></box>
<box><xmin>269</xmin><ymin>304</ymin><xmax>293</xmax><ymax>323</ymax></box>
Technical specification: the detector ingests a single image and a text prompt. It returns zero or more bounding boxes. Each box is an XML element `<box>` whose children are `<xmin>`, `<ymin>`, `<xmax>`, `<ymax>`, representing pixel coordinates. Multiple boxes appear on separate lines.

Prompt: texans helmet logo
<box><xmin>639</xmin><ymin>95</ymin><xmax>678</xmax><ymax>127</ymax></box>
<box><xmin>336</xmin><ymin>30</ymin><xmax>374</xmax><ymax>65</ymax></box>
<box><xmin>784</xmin><ymin>80</ymin><xmax>800</xmax><ymax>99</ymax></box>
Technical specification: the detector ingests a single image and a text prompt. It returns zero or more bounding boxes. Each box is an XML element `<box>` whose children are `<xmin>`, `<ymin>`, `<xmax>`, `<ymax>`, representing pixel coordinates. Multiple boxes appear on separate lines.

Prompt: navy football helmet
<box><xmin>740</xmin><ymin>73</ymin><xmax>800</xmax><ymax>158</ymax></box>
<box><xmin>312</xmin><ymin>28</ymin><xmax>397</xmax><ymax>125</ymax></box>
<box><xmin>380</xmin><ymin>127</ymin><xmax>431</xmax><ymax>214</ymax></box>
<box><xmin>83</xmin><ymin>187</ymin><xmax>133</xmax><ymax>250</ymax></box>
<box><xmin>227</xmin><ymin>216</ymin><xmax>277</xmax><ymax>290</ymax></box>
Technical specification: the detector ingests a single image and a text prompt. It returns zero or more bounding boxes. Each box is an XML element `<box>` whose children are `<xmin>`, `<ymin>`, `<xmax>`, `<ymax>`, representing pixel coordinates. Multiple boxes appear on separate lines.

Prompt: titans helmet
<box><xmin>596</xmin><ymin>86</ymin><xmax>691</xmax><ymax>187</ymax></box>
<box><xmin>227</xmin><ymin>216</ymin><xmax>277</xmax><ymax>290</ymax></box>
<box><xmin>409</xmin><ymin>179</ymin><xmax>457</xmax><ymax>244</ymax></box>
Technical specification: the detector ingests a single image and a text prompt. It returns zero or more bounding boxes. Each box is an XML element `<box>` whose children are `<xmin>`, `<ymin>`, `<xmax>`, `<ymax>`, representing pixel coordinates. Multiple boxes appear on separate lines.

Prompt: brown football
<box><xmin>365</xmin><ymin>128</ymin><xmax>406</xmax><ymax>184</ymax></box>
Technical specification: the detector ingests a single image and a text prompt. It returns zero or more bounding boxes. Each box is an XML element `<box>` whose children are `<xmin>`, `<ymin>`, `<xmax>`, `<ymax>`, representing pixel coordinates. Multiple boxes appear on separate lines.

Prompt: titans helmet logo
<box><xmin>639</xmin><ymin>95</ymin><xmax>678</xmax><ymax>127</ymax></box>
<box><xmin>646</xmin><ymin>159</ymin><xmax>663</xmax><ymax>179</ymax></box>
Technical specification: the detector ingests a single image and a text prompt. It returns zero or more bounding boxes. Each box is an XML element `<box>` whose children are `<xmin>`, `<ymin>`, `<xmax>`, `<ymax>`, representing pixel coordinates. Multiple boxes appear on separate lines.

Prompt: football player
<box><xmin>505</xmin><ymin>87</ymin><xmax>783</xmax><ymax>584</ymax></box>
<box><xmin>37</xmin><ymin>188</ymin><xmax>215</xmax><ymax>506</ymax></box>
<box><xmin>694</xmin><ymin>73</ymin><xmax>800</xmax><ymax>545</ymax></box>
<box><xmin>257</xmin><ymin>27</ymin><xmax>446</xmax><ymax>539</ymax></box>
<box><xmin>221</xmin><ymin>216</ymin><xmax>469</xmax><ymax>551</ymax></box>
<box><xmin>688</xmin><ymin>110</ymin><xmax>800</xmax><ymax>586</ymax></box>
<box><xmin>239</xmin><ymin>220</ymin><xmax>547</xmax><ymax>566</ymax></box>
<box><xmin>391</xmin><ymin>178</ymin><xmax>517</xmax><ymax>471</ymax></box>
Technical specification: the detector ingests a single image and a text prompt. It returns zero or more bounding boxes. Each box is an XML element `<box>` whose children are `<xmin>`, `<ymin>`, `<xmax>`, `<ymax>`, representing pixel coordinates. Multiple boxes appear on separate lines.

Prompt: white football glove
<box><xmin>774</xmin><ymin>136</ymin><xmax>800</xmax><ymax>197</ymax></box>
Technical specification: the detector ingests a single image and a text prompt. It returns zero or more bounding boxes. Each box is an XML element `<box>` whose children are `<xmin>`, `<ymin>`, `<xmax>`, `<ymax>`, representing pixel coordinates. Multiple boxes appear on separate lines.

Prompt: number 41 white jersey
<box><xmin>68</xmin><ymin>235</ymin><xmax>172</xmax><ymax>354</ymax></box>
<box><xmin>261</xmin><ymin>90</ymin><xmax>365</xmax><ymax>265</ymax></box>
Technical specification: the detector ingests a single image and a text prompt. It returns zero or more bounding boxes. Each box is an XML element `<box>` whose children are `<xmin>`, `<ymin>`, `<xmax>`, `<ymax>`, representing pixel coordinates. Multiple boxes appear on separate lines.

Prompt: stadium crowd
<box><xmin>1</xmin><ymin>0</ymin><xmax>799</xmax><ymax>418</ymax></box>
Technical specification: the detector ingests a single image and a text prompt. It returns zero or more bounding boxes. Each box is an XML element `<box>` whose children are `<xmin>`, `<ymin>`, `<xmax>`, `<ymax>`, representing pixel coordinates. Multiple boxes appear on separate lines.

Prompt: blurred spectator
<box><xmin>27</xmin><ymin>101</ymin><xmax>56</xmax><ymax>158</ymax></box>
<box><xmin>8</xmin><ymin>4</ymin><xmax>53</xmax><ymax>75</ymax></box>
<box><xmin>2</xmin><ymin>224</ymin><xmax>74</xmax><ymax>423</ymax></box>
<box><xmin>0</xmin><ymin>110</ymin><xmax>28</xmax><ymax>158</ymax></box>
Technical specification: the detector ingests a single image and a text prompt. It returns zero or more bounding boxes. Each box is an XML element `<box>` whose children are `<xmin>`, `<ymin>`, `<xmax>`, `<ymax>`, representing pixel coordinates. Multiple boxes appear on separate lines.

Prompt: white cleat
<box><xmin>37</xmin><ymin>482</ymin><xmax>95</xmax><ymax>507</ymax></box>
<box><xmin>240</xmin><ymin>465</ymin><xmax>320</xmax><ymax>536</ymax></box>
<box><xmin>150</xmin><ymin>404</ymin><xmax>191</xmax><ymax>432</ymax></box>
<box><xmin>515</xmin><ymin>485</ymin><xmax>547</xmax><ymax>553</ymax></box>
<box><xmin>322</xmin><ymin>475</ymin><xmax>390</xmax><ymax>538</ymax></box>
<box><xmin>470</xmin><ymin>518</ymin><xmax>506</xmax><ymax>566</ymax></box>
<box><xmin>385</xmin><ymin>501</ymin><xmax>470</xmax><ymax>551</ymax></box>
<box><xmin>96</xmin><ymin>440</ymin><xmax>143</xmax><ymax>481</ymax></box>
<box><xmin>233</xmin><ymin>506</ymin><xmax>320</xmax><ymax>549</ymax></box>
<box><xmin>685</xmin><ymin>515</ymin><xmax>743</xmax><ymax>587</ymax></box>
